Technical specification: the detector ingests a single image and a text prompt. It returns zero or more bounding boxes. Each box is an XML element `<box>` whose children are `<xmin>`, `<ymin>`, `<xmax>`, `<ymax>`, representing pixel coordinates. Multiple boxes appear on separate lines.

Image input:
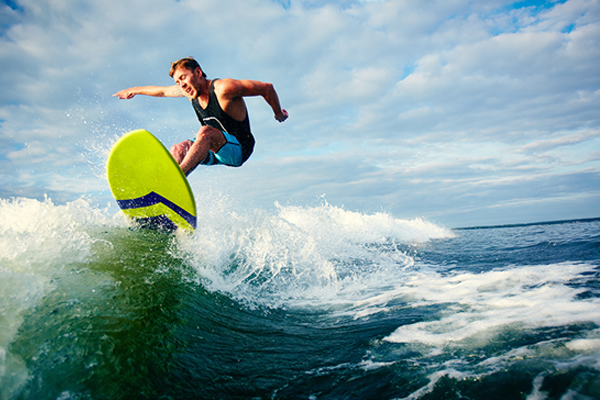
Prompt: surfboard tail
<box><xmin>117</xmin><ymin>191</ymin><xmax>197</xmax><ymax>231</ymax></box>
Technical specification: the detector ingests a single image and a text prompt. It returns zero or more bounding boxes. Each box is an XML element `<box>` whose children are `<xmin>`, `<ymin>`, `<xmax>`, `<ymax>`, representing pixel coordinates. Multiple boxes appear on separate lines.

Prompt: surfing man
<box><xmin>113</xmin><ymin>57</ymin><xmax>288</xmax><ymax>175</ymax></box>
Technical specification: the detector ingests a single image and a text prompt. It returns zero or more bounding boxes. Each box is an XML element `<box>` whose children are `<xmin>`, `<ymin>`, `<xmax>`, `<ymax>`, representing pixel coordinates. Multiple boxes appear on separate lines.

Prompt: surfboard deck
<box><xmin>107</xmin><ymin>129</ymin><xmax>197</xmax><ymax>232</ymax></box>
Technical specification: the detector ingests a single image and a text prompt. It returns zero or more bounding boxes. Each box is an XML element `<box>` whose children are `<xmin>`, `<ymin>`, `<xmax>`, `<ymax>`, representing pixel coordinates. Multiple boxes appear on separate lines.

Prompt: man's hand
<box><xmin>276</xmin><ymin>109</ymin><xmax>289</xmax><ymax>122</ymax></box>
<box><xmin>113</xmin><ymin>89</ymin><xmax>136</xmax><ymax>99</ymax></box>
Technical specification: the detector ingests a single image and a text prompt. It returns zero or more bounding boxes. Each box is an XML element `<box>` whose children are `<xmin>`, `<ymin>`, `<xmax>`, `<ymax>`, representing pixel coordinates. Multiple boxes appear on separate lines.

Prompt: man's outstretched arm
<box><xmin>113</xmin><ymin>85</ymin><xmax>183</xmax><ymax>99</ymax></box>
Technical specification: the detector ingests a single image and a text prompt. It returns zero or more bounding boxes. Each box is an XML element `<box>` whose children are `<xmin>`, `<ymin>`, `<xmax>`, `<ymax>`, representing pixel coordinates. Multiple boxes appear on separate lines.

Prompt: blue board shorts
<box><xmin>197</xmin><ymin>130</ymin><xmax>243</xmax><ymax>167</ymax></box>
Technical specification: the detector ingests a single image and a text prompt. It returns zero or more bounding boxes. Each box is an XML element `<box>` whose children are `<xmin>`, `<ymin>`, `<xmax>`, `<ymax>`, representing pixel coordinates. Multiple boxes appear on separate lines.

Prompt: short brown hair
<box><xmin>169</xmin><ymin>57</ymin><xmax>206</xmax><ymax>78</ymax></box>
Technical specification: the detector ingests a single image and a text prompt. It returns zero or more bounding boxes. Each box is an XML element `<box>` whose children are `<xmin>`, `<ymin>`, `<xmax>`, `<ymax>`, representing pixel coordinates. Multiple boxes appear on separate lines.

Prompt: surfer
<box><xmin>113</xmin><ymin>57</ymin><xmax>288</xmax><ymax>175</ymax></box>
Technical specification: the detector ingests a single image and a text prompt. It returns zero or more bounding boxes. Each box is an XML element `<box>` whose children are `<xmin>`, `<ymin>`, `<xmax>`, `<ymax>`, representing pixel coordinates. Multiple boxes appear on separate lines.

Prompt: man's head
<box><xmin>170</xmin><ymin>57</ymin><xmax>207</xmax><ymax>99</ymax></box>
<box><xmin>169</xmin><ymin>57</ymin><xmax>206</xmax><ymax>78</ymax></box>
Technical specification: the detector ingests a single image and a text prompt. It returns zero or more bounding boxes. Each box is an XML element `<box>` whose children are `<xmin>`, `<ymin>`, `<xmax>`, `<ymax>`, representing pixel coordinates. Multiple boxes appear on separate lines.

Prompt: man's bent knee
<box><xmin>170</xmin><ymin>140</ymin><xmax>193</xmax><ymax>163</ymax></box>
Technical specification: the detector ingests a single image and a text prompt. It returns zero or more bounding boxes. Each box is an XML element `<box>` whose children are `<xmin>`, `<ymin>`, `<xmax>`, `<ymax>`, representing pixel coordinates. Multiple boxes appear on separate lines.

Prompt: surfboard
<box><xmin>107</xmin><ymin>129</ymin><xmax>197</xmax><ymax>231</ymax></box>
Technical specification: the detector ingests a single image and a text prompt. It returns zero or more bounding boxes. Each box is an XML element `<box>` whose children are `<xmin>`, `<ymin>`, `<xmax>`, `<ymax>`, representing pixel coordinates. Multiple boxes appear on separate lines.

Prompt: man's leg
<box><xmin>170</xmin><ymin>140</ymin><xmax>193</xmax><ymax>165</ymax></box>
<box><xmin>170</xmin><ymin>126</ymin><xmax>226</xmax><ymax>175</ymax></box>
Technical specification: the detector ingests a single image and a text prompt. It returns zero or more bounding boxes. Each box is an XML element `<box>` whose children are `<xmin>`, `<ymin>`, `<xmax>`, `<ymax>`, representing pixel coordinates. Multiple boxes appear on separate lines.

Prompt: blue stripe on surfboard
<box><xmin>116</xmin><ymin>191</ymin><xmax>196</xmax><ymax>229</ymax></box>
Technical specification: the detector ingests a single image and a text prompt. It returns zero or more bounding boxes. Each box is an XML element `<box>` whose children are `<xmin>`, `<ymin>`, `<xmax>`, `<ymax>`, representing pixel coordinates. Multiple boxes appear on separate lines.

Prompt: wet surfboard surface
<box><xmin>107</xmin><ymin>129</ymin><xmax>196</xmax><ymax>231</ymax></box>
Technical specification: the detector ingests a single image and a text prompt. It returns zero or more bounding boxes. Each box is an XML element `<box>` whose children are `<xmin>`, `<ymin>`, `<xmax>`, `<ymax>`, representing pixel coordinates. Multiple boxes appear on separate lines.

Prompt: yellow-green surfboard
<box><xmin>107</xmin><ymin>129</ymin><xmax>197</xmax><ymax>231</ymax></box>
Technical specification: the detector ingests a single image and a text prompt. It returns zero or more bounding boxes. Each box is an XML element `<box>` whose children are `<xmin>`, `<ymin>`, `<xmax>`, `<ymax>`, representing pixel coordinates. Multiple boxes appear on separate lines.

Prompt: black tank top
<box><xmin>191</xmin><ymin>79</ymin><xmax>255</xmax><ymax>163</ymax></box>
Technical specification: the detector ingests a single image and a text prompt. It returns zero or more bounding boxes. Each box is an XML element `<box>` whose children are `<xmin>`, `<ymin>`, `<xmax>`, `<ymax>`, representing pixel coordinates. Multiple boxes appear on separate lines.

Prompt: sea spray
<box><xmin>0</xmin><ymin>197</ymin><xmax>119</xmax><ymax>398</ymax></box>
<box><xmin>177</xmin><ymin>201</ymin><xmax>454</xmax><ymax>309</ymax></box>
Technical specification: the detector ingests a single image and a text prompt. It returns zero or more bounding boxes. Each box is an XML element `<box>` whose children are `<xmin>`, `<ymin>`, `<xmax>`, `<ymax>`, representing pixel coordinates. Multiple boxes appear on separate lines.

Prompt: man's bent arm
<box><xmin>217</xmin><ymin>79</ymin><xmax>288</xmax><ymax>122</ymax></box>
<box><xmin>262</xmin><ymin>82</ymin><xmax>289</xmax><ymax>122</ymax></box>
<box><xmin>113</xmin><ymin>85</ymin><xmax>183</xmax><ymax>99</ymax></box>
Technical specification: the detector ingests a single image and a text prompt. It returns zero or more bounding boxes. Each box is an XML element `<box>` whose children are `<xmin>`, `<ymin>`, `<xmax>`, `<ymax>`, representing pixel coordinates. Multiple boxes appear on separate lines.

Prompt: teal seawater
<box><xmin>1</xmin><ymin>197</ymin><xmax>599</xmax><ymax>399</ymax></box>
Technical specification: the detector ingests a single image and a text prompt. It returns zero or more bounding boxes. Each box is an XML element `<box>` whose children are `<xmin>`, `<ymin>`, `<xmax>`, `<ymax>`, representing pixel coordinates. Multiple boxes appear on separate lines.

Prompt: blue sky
<box><xmin>0</xmin><ymin>0</ymin><xmax>599</xmax><ymax>227</ymax></box>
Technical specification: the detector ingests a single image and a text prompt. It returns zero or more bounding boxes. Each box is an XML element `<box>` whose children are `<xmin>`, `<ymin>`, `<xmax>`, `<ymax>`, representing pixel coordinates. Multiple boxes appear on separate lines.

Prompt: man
<box><xmin>113</xmin><ymin>57</ymin><xmax>288</xmax><ymax>175</ymax></box>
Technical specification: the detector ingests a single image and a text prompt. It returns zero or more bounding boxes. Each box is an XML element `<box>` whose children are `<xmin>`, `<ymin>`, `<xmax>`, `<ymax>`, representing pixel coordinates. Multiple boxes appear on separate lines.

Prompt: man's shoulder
<box><xmin>212</xmin><ymin>78</ymin><xmax>236</xmax><ymax>90</ymax></box>
<box><xmin>212</xmin><ymin>78</ymin><xmax>244</xmax><ymax>99</ymax></box>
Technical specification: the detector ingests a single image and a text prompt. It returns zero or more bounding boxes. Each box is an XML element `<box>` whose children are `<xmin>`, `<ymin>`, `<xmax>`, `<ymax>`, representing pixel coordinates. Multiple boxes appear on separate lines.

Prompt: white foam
<box><xmin>0</xmin><ymin>197</ymin><xmax>117</xmax><ymax>397</ymax></box>
<box><xmin>0</xmin><ymin>197</ymin><xmax>109</xmax><ymax>262</ymax></box>
<box><xmin>177</xmin><ymin>200</ymin><xmax>453</xmax><ymax>309</ymax></box>
<box><xmin>384</xmin><ymin>263</ymin><xmax>600</xmax><ymax>346</ymax></box>
<box><xmin>398</xmin><ymin>369</ymin><xmax>470</xmax><ymax>400</ymax></box>
<box><xmin>566</xmin><ymin>338</ymin><xmax>600</xmax><ymax>352</ymax></box>
<box><xmin>276</xmin><ymin>202</ymin><xmax>453</xmax><ymax>244</ymax></box>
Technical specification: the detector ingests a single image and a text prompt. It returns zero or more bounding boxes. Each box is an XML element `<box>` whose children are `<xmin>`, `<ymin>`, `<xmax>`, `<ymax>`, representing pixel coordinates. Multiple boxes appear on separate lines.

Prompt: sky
<box><xmin>0</xmin><ymin>0</ymin><xmax>599</xmax><ymax>228</ymax></box>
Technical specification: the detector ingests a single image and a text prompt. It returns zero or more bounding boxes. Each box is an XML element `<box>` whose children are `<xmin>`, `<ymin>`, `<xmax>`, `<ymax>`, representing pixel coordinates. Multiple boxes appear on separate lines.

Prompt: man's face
<box><xmin>173</xmin><ymin>67</ymin><xmax>202</xmax><ymax>99</ymax></box>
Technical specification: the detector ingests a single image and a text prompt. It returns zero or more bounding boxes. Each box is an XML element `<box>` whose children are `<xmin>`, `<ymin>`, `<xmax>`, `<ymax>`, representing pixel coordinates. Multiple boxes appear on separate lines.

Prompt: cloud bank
<box><xmin>1</xmin><ymin>0</ymin><xmax>599</xmax><ymax>227</ymax></box>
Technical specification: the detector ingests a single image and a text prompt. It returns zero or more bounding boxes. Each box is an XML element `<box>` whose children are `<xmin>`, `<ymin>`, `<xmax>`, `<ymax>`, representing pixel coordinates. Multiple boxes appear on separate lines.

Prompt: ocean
<box><xmin>1</xmin><ymin>196</ymin><xmax>599</xmax><ymax>399</ymax></box>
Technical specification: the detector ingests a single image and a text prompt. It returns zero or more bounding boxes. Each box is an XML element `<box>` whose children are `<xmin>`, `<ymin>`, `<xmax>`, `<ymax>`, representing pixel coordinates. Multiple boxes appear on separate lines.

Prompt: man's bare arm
<box><xmin>216</xmin><ymin>79</ymin><xmax>288</xmax><ymax>122</ymax></box>
<box><xmin>113</xmin><ymin>85</ymin><xmax>183</xmax><ymax>99</ymax></box>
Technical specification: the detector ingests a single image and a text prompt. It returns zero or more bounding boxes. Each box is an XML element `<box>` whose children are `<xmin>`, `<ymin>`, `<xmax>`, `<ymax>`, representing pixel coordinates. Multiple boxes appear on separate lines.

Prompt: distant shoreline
<box><xmin>453</xmin><ymin>216</ymin><xmax>600</xmax><ymax>231</ymax></box>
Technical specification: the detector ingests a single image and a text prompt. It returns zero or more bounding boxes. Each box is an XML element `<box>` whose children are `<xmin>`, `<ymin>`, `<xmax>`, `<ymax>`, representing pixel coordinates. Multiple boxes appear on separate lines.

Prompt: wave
<box><xmin>0</xmin><ymin>195</ymin><xmax>451</xmax><ymax>323</ymax></box>
<box><xmin>0</xmin><ymin>195</ymin><xmax>454</xmax><ymax>396</ymax></box>
<box><xmin>1</xmin><ymin>196</ymin><xmax>598</xmax><ymax>399</ymax></box>
<box><xmin>177</xmin><ymin>200</ymin><xmax>453</xmax><ymax>309</ymax></box>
